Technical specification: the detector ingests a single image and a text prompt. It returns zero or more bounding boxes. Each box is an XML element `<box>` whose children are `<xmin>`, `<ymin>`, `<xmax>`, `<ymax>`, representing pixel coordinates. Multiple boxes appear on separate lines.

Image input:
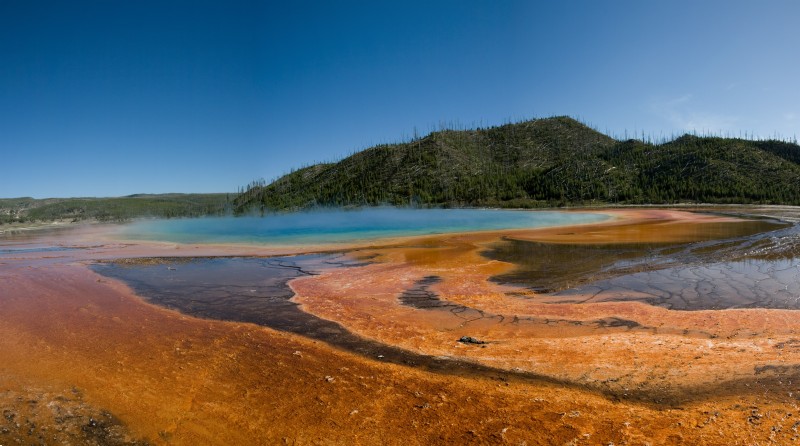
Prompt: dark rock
<box><xmin>458</xmin><ymin>336</ymin><xmax>487</xmax><ymax>345</ymax></box>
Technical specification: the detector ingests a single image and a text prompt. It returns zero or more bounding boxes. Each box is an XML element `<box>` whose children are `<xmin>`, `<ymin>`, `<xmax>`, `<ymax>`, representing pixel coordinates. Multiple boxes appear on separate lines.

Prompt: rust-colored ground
<box><xmin>2</xmin><ymin>209</ymin><xmax>800</xmax><ymax>445</ymax></box>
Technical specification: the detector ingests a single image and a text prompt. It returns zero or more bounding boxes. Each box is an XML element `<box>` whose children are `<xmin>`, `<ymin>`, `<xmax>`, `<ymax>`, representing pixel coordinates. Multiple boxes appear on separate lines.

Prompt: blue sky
<box><xmin>1</xmin><ymin>0</ymin><xmax>799</xmax><ymax>198</ymax></box>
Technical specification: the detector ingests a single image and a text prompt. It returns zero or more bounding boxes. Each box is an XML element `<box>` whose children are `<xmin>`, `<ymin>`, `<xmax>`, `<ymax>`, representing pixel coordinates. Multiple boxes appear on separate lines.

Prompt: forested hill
<box><xmin>235</xmin><ymin>116</ymin><xmax>800</xmax><ymax>212</ymax></box>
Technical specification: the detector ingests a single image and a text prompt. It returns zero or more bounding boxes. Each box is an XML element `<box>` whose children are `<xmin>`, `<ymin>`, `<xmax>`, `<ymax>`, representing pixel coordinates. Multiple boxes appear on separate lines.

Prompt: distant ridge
<box><xmin>0</xmin><ymin>194</ymin><xmax>231</xmax><ymax>224</ymax></box>
<box><xmin>235</xmin><ymin>116</ymin><xmax>800</xmax><ymax>212</ymax></box>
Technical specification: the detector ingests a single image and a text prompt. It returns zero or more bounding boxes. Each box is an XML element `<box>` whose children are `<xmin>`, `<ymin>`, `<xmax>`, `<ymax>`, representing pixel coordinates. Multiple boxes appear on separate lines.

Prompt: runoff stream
<box><xmin>90</xmin><ymin>210</ymin><xmax>800</xmax><ymax>405</ymax></box>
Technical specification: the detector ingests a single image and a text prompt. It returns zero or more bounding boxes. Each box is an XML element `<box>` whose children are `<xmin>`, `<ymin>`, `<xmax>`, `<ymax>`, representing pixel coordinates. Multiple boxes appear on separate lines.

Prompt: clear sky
<box><xmin>1</xmin><ymin>0</ymin><xmax>799</xmax><ymax>198</ymax></box>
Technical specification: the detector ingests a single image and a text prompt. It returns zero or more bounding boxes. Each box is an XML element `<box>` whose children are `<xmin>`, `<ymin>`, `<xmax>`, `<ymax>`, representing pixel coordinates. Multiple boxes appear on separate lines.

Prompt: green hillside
<box><xmin>235</xmin><ymin>117</ymin><xmax>800</xmax><ymax>212</ymax></box>
<box><xmin>0</xmin><ymin>193</ymin><xmax>231</xmax><ymax>224</ymax></box>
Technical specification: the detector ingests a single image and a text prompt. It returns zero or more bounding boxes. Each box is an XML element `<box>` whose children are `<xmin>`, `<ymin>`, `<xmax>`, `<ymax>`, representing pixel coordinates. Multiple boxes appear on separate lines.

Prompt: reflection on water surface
<box><xmin>485</xmin><ymin>217</ymin><xmax>800</xmax><ymax>310</ymax></box>
<box><xmin>554</xmin><ymin>259</ymin><xmax>800</xmax><ymax>310</ymax></box>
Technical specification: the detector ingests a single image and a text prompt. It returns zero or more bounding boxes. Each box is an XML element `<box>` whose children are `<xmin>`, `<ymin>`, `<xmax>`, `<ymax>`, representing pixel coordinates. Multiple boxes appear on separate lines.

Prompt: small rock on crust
<box><xmin>458</xmin><ymin>336</ymin><xmax>487</xmax><ymax>345</ymax></box>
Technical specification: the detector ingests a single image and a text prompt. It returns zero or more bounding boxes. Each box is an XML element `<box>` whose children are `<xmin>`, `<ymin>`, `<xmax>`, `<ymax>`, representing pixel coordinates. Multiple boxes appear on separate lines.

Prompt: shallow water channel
<box><xmin>90</xmin><ymin>255</ymin><xmax>546</xmax><ymax>385</ymax></box>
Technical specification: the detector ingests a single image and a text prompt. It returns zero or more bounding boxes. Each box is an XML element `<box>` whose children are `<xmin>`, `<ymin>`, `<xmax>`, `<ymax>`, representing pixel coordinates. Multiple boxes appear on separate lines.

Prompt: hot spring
<box><xmin>116</xmin><ymin>207</ymin><xmax>610</xmax><ymax>245</ymax></box>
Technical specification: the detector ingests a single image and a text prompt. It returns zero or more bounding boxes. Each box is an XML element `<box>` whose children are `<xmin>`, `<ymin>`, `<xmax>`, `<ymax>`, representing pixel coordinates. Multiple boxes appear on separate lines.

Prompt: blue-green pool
<box><xmin>119</xmin><ymin>208</ymin><xmax>609</xmax><ymax>245</ymax></box>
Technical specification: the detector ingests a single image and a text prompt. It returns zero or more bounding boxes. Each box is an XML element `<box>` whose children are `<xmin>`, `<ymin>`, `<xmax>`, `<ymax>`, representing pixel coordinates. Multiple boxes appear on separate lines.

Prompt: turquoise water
<box><xmin>119</xmin><ymin>208</ymin><xmax>609</xmax><ymax>245</ymax></box>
